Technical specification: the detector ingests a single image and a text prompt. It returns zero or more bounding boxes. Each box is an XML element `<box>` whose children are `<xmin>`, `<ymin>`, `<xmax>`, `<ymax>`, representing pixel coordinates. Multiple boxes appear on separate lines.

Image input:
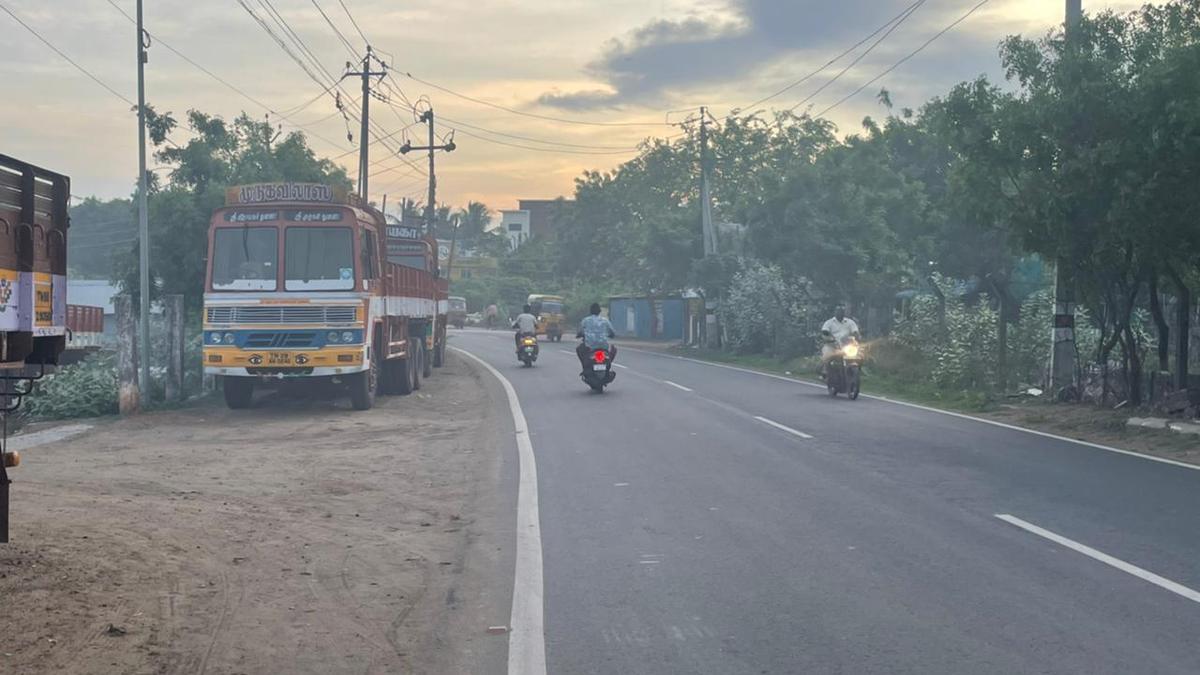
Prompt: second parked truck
<box><xmin>202</xmin><ymin>183</ymin><xmax>447</xmax><ymax>410</ymax></box>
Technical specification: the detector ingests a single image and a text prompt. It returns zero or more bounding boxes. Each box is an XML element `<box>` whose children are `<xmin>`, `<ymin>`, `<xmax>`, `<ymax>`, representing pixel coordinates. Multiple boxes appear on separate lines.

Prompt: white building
<box><xmin>499</xmin><ymin>209</ymin><xmax>531</xmax><ymax>250</ymax></box>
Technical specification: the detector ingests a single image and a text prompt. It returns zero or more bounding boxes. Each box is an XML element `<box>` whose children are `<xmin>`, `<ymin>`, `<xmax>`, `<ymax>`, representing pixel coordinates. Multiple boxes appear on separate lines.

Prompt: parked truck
<box><xmin>0</xmin><ymin>154</ymin><xmax>71</xmax><ymax>542</ymax></box>
<box><xmin>202</xmin><ymin>183</ymin><xmax>447</xmax><ymax>410</ymax></box>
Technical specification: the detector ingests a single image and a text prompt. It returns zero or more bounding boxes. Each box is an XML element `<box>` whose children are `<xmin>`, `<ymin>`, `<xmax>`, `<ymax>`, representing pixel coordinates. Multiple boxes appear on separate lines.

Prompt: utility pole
<box><xmin>400</xmin><ymin>108</ymin><xmax>456</xmax><ymax>235</ymax></box>
<box><xmin>135</xmin><ymin>0</ymin><xmax>150</xmax><ymax>399</ymax></box>
<box><xmin>698</xmin><ymin>106</ymin><xmax>716</xmax><ymax>256</ymax></box>
<box><xmin>1051</xmin><ymin>0</ymin><xmax>1082</xmax><ymax>398</ymax></box>
<box><xmin>344</xmin><ymin>46</ymin><xmax>386</xmax><ymax>202</ymax></box>
<box><xmin>698</xmin><ymin>106</ymin><xmax>720</xmax><ymax>348</ymax></box>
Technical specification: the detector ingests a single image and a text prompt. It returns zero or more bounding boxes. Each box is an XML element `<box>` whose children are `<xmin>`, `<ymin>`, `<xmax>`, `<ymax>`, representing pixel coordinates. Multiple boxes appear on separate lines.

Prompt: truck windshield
<box><xmin>285</xmin><ymin>227</ymin><xmax>354</xmax><ymax>291</ymax></box>
<box><xmin>211</xmin><ymin>227</ymin><xmax>278</xmax><ymax>291</ymax></box>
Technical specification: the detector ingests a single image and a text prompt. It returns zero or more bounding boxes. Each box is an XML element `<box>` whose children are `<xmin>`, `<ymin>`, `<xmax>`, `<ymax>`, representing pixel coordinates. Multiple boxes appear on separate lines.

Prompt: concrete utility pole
<box><xmin>135</xmin><ymin>0</ymin><xmax>150</xmax><ymax>398</ymax></box>
<box><xmin>344</xmin><ymin>46</ymin><xmax>386</xmax><ymax>202</ymax></box>
<box><xmin>400</xmin><ymin>109</ymin><xmax>456</xmax><ymax>235</ymax></box>
<box><xmin>698</xmin><ymin>106</ymin><xmax>717</xmax><ymax>256</ymax></box>
<box><xmin>1051</xmin><ymin>0</ymin><xmax>1082</xmax><ymax>397</ymax></box>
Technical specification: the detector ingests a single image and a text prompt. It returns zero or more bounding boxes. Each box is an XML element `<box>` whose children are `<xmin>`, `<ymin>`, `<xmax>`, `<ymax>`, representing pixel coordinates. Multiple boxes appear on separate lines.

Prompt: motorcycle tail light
<box><xmin>593</xmin><ymin>350</ymin><xmax>607</xmax><ymax>363</ymax></box>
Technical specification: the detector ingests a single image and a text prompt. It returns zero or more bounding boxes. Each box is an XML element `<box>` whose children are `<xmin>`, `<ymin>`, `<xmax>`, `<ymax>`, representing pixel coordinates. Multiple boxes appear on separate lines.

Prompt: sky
<box><xmin>1</xmin><ymin>0</ymin><xmax>1155</xmax><ymax>215</ymax></box>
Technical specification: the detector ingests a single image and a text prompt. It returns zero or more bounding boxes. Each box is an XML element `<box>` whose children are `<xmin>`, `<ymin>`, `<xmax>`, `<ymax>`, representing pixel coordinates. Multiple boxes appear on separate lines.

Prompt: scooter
<box><xmin>517</xmin><ymin>333</ymin><xmax>539</xmax><ymax>367</ymax></box>
<box><xmin>580</xmin><ymin>346</ymin><xmax>616</xmax><ymax>393</ymax></box>
<box><xmin>824</xmin><ymin>335</ymin><xmax>863</xmax><ymax>400</ymax></box>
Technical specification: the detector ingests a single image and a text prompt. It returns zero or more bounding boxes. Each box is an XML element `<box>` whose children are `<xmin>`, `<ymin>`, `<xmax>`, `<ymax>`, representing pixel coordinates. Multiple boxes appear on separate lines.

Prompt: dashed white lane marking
<box><xmin>663</xmin><ymin>380</ymin><xmax>692</xmax><ymax>392</ymax></box>
<box><xmin>613</xmin><ymin>363</ymin><xmax>628</xmax><ymax>370</ymax></box>
<box><xmin>450</xmin><ymin>347</ymin><xmax>547</xmax><ymax>675</ymax></box>
<box><xmin>753</xmin><ymin>415</ymin><xmax>814</xmax><ymax>439</ymax></box>
<box><xmin>995</xmin><ymin>514</ymin><xmax>1200</xmax><ymax>604</ymax></box>
<box><xmin>614</xmin><ymin>482</ymin><xmax>629</xmax><ymax>487</ymax></box>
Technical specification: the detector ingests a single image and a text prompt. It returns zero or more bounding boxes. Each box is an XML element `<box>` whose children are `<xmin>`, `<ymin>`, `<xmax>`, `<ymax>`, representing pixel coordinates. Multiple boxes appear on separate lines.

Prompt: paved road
<box><xmin>453</xmin><ymin>330</ymin><xmax>1200</xmax><ymax>675</ymax></box>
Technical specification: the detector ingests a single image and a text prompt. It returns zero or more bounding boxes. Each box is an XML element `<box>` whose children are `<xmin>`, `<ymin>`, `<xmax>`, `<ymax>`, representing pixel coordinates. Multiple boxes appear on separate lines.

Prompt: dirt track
<box><xmin>0</xmin><ymin>355</ymin><xmax>505</xmax><ymax>674</ymax></box>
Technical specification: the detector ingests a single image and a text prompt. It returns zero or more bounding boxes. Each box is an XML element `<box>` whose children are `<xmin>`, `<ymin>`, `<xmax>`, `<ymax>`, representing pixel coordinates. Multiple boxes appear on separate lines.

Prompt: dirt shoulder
<box><xmin>0</xmin><ymin>355</ymin><xmax>512</xmax><ymax>674</ymax></box>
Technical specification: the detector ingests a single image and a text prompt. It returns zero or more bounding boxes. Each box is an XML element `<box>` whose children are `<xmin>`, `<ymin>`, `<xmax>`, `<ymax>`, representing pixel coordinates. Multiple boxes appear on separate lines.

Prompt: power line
<box><xmin>787</xmin><ymin>0</ymin><xmax>927</xmax><ymax>113</ymax></box>
<box><xmin>728</xmin><ymin>0</ymin><xmax>925</xmax><ymax>117</ymax></box>
<box><xmin>815</xmin><ymin>0</ymin><xmax>991</xmax><ymax>118</ymax></box>
<box><xmin>1</xmin><ymin>1</ymin><xmax>133</xmax><ymax>105</ymax></box>
<box><xmin>336</xmin><ymin>0</ymin><xmax>370</xmax><ymax>47</ymax></box>
<box><xmin>309</xmin><ymin>0</ymin><xmax>358</xmax><ymax>57</ymax></box>
<box><xmin>400</xmin><ymin>72</ymin><xmax>674</xmax><ymax>127</ymax></box>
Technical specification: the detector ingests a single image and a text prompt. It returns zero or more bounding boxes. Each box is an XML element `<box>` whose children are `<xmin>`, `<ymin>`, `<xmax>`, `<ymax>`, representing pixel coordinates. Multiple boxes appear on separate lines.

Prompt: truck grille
<box><xmin>243</xmin><ymin>332</ymin><xmax>318</xmax><ymax>349</ymax></box>
<box><xmin>206</xmin><ymin>305</ymin><xmax>357</xmax><ymax>325</ymax></box>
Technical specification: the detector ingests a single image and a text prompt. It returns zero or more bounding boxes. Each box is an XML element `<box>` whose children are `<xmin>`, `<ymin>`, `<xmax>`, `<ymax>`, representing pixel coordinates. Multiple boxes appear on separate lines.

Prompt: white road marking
<box><xmin>613</xmin><ymin>363</ymin><xmax>627</xmax><ymax>369</ymax></box>
<box><xmin>663</xmin><ymin>380</ymin><xmax>692</xmax><ymax>392</ymax></box>
<box><xmin>639</xmin><ymin>560</ymin><xmax>661</xmax><ymax>565</ymax></box>
<box><xmin>450</xmin><ymin>347</ymin><xmax>547</xmax><ymax>675</ymax></box>
<box><xmin>558</xmin><ymin>349</ymin><xmax>574</xmax><ymax>355</ymax></box>
<box><xmin>753</xmin><ymin>416</ymin><xmax>814</xmax><ymax>439</ymax></box>
<box><xmin>624</xmin><ymin>347</ymin><xmax>1200</xmax><ymax>472</ymax></box>
<box><xmin>614</xmin><ymin>482</ymin><xmax>629</xmax><ymax>487</ymax></box>
<box><xmin>995</xmin><ymin>514</ymin><xmax>1200</xmax><ymax>604</ymax></box>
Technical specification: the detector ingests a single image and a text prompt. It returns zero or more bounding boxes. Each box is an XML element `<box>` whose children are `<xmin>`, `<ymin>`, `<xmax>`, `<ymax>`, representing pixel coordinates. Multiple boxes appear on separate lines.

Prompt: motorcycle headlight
<box><xmin>223</xmin><ymin>332</ymin><xmax>235</xmax><ymax>345</ymax></box>
<box><xmin>327</xmin><ymin>331</ymin><xmax>340</xmax><ymax>343</ymax></box>
<box><xmin>341</xmin><ymin>331</ymin><xmax>355</xmax><ymax>343</ymax></box>
<box><xmin>843</xmin><ymin>344</ymin><xmax>859</xmax><ymax>358</ymax></box>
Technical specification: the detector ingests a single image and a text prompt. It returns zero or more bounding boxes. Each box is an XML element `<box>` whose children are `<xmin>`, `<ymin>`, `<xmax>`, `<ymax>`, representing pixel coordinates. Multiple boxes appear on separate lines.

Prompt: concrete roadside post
<box><xmin>116</xmin><ymin>295</ymin><xmax>140</xmax><ymax>414</ymax></box>
<box><xmin>165</xmin><ymin>294</ymin><xmax>184</xmax><ymax>403</ymax></box>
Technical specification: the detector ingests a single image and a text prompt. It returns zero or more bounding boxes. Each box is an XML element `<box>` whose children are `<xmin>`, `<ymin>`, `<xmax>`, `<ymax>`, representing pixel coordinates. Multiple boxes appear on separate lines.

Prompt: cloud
<box><xmin>539</xmin><ymin>0</ymin><xmax>930</xmax><ymax>109</ymax></box>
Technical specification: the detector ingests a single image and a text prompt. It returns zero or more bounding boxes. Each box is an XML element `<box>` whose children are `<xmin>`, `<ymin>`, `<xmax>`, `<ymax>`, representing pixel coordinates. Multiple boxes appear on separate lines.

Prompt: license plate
<box><xmin>267</xmin><ymin>352</ymin><xmax>292</xmax><ymax>365</ymax></box>
<box><xmin>592</xmin><ymin>363</ymin><xmax>608</xmax><ymax>371</ymax></box>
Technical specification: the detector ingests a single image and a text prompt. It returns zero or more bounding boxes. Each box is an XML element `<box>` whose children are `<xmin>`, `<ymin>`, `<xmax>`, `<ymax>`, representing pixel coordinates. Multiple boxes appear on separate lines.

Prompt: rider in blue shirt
<box><xmin>576</xmin><ymin>302</ymin><xmax>616</xmax><ymax>374</ymax></box>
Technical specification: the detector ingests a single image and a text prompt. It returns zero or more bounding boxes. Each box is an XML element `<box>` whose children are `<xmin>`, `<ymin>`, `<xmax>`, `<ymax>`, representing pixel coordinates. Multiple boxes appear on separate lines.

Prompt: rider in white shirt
<box><xmin>513</xmin><ymin>304</ymin><xmax>538</xmax><ymax>350</ymax></box>
<box><xmin>820</xmin><ymin>305</ymin><xmax>860</xmax><ymax>376</ymax></box>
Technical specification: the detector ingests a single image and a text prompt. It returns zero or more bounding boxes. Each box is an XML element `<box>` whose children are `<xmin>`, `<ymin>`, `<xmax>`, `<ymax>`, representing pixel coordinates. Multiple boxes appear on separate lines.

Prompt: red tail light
<box><xmin>593</xmin><ymin>350</ymin><xmax>607</xmax><ymax>363</ymax></box>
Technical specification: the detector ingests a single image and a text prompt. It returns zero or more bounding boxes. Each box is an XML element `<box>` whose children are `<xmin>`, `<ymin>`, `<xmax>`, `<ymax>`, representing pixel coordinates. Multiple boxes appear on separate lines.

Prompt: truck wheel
<box><xmin>350</xmin><ymin>353</ymin><xmax>379</xmax><ymax>410</ymax></box>
<box><xmin>223</xmin><ymin>377</ymin><xmax>254</xmax><ymax>409</ymax></box>
<box><xmin>389</xmin><ymin>355</ymin><xmax>413</xmax><ymax>395</ymax></box>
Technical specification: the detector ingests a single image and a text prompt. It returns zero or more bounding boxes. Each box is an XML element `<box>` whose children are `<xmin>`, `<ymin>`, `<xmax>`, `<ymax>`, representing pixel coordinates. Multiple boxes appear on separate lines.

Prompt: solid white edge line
<box><xmin>624</xmin><ymin>347</ymin><xmax>1200</xmax><ymax>473</ymax></box>
<box><xmin>753</xmin><ymin>415</ymin><xmax>814</xmax><ymax>439</ymax></box>
<box><xmin>450</xmin><ymin>346</ymin><xmax>547</xmax><ymax>675</ymax></box>
<box><xmin>995</xmin><ymin>514</ymin><xmax>1200</xmax><ymax>604</ymax></box>
<box><xmin>663</xmin><ymin>380</ymin><xmax>693</xmax><ymax>392</ymax></box>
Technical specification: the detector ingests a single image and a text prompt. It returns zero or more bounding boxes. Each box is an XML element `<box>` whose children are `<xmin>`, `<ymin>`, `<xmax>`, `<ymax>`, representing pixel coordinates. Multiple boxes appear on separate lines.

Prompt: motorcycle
<box><xmin>824</xmin><ymin>335</ymin><xmax>863</xmax><ymax>400</ymax></box>
<box><xmin>580</xmin><ymin>345</ymin><xmax>616</xmax><ymax>393</ymax></box>
<box><xmin>517</xmin><ymin>333</ymin><xmax>539</xmax><ymax>367</ymax></box>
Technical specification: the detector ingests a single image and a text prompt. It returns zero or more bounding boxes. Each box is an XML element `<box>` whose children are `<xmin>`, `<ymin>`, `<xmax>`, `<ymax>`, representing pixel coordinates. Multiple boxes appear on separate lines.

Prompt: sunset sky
<box><xmin>3</xmin><ymin>0</ymin><xmax>1154</xmax><ymax>214</ymax></box>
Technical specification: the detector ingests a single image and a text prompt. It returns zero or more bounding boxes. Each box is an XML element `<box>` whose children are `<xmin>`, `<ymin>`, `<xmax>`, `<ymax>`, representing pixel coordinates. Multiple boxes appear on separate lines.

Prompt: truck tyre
<box><xmin>433</xmin><ymin>338</ymin><xmax>445</xmax><ymax>367</ymax></box>
<box><xmin>223</xmin><ymin>377</ymin><xmax>254</xmax><ymax>409</ymax></box>
<box><xmin>391</xmin><ymin>354</ymin><xmax>413</xmax><ymax>395</ymax></box>
<box><xmin>350</xmin><ymin>352</ymin><xmax>379</xmax><ymax>410</ymax></box>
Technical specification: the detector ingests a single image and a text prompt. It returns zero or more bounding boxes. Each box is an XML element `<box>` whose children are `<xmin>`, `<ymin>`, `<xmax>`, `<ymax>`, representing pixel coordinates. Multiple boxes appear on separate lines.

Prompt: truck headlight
<box><xmin>223</xmin><ymin>332</ymin><xmax>235</xmax><ymax>344</ymax></box>
<box><xmin>209</xmin><ymin>332</ymin><xmax>222</xmax><ymax>344</ymax></box>
<box><xmin>327</xmin><ymin>331</ymin><xmax>340</xmax><ymax>343</ymax></box>
<box><xmin>342</xmin><ymin>331</ymin><xmax>355</xmax><ymax>343</ymax></box>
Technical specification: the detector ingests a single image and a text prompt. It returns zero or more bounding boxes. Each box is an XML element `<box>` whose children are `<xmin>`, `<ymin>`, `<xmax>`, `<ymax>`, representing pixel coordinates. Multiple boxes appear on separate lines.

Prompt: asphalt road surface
<box><xmin>453</xmin><ymin>330</ymin><xmax>1200</xmax><ymax>675</ymax></box>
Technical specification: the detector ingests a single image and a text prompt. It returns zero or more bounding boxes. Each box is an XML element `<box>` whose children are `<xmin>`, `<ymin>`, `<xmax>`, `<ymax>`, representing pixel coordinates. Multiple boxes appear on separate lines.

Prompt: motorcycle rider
<box><xmin>513</xmin><ymin>304</ymin><xmax>538</xmax><ymax>351</ymax></box>
<box><xmin>820</xmin><ymin>304</ymin><xmax>860</xmax><ymax>379</ymax></box>
<box><xmin>576</xmin><ymin>302</ymin><xmax>616</xmax><ymax>375</ymax></box>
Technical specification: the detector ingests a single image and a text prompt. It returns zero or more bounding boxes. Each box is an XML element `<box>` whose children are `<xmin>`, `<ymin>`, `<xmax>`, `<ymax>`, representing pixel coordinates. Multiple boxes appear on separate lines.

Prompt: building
<box><xmin>518</xmin><ymin>199</ymin><xmax>571</xmax><ymax>241</ymax></box>
<box><xmin>499</xmin><ymin>209</ymin><xmax>531</xmax><ymax>250</ymax></box>
<box><xmin>500</xmin><ymin>198</ymin><xmax>574</xmax><ymax>250</ymax></box>
<box><xmin>437</xmin><ymin>241</ymin><xmax>498</xmax><ymax>281</ymax></box>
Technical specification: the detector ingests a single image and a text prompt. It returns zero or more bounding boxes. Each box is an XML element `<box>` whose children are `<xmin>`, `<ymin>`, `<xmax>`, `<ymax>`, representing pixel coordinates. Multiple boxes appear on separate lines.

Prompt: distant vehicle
<box><xmin>202</xmin><ymin>183</ymin><xmax>448</xmax><ymax>411</ymax></box>
<box><xmin>0</xmin><ymin>154</ymin><xmax>71</xmax><ymax>543</ymax></box>
<box><xmin>527</xmin><ymin>294</ymin><xmax>565</xmax><ymax>341</ymax></box>
<box><xmin>447</xmin><ymin>296</ymin><xmax>467</xmax><ymax>329</ymax></box>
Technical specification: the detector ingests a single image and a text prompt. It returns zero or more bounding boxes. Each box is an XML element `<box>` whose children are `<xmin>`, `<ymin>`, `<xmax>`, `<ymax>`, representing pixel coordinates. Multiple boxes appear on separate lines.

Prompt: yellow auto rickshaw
<box><xmin>527</xmin><ymin>294</ymin><xmax>565</xmax><ymax>341</ymax></box>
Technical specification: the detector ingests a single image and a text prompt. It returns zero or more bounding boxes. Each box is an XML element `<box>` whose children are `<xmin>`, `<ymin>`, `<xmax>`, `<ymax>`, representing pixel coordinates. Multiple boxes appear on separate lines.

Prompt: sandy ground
<box><xmin>0</xmin><ymin>355</ymin><xmax>510</xmax><ymax>674</ymax></box>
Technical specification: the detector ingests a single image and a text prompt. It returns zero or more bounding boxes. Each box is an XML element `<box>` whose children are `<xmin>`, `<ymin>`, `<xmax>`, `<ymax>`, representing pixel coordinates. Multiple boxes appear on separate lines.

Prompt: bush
<box><xmin>722</xmin><ymin>262</ymin><xmax>813</xmax><ymax>357</ymax></box>
<box><xmin>24</xmin><ymin>353</ymin><xmax>118</xmax><ymax>420</ymax></box>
